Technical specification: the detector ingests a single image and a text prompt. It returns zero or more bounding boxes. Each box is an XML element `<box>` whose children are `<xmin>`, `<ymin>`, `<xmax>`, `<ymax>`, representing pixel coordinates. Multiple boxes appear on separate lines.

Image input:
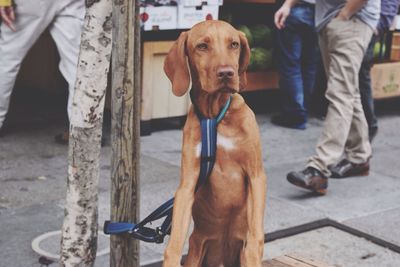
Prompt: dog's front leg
<box><xmin>242</xmin><ymin>135</ymin><xmax>266</xmax><ymax>267</ymax></box>
<box><xmin>163</xmin><ymin>114</ymin><xmax>200</xmax><ymax>267</ymax></box>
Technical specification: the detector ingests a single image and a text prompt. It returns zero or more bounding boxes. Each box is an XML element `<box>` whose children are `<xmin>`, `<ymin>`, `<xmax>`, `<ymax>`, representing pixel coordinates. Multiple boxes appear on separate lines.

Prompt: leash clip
<box><xmin>154</xmin><ymin>227</ymin><xmax>166</xmax><ymax>244</ymax></box>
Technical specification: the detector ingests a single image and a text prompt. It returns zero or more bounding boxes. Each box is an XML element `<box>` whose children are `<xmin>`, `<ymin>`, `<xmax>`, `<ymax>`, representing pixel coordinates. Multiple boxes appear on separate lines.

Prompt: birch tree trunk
<box><xmin>110</xmin><ymin>0</ymin><xmax>141</xmax><ymax>265</ymax></box>
<box><xmin>60</xmin><ymin>0</ymin><xmax>112</xmax><ymax>266</ymax></box>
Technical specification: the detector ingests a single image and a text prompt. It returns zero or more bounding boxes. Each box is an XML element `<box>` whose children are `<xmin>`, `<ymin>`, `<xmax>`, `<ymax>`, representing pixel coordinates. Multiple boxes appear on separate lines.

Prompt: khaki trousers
<box><xmin>0</xmin><ymin>0</ymin><xmax>84</xmax><ymax>128</ymax></box>
<box><xmin>308</xmin><ymin>17</ymin><xmax>373</xmax><ymax>176</ymax></box>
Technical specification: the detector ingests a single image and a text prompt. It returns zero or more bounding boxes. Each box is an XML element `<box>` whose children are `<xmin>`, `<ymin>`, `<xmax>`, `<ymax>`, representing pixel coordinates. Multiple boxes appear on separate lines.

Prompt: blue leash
<box><xmin>104</xmin><ymin>95</ymin><xmax>232</xmax><ymax>243</ymax></box>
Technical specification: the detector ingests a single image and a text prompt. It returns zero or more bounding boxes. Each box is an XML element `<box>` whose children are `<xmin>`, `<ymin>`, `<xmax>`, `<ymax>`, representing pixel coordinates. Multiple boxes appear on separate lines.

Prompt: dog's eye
<box><xmin>231</xmin><ymin>41</ymin><xmax>239</xmax><ymax>49</ymax></box>
<box><xmin>196</xmin><ymin>43</ymin><xmax>208</xmax><ymax>50</ymax></box>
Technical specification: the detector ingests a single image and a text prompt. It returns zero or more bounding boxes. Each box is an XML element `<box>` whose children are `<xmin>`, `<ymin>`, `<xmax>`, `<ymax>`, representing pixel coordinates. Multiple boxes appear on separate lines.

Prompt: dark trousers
<box><xmin>277</xmin><ymin>3</ymin><xmax>319</xmax><ymax>123</ymax></box>
<box><xmin>359</xmin><ymin>34</ymin><xmax>378</xmax><ymax>136</ymax></box>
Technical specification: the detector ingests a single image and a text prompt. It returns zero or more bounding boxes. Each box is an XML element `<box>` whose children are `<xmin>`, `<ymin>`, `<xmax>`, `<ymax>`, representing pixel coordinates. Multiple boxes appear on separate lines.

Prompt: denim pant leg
<box><xmin>359</xmin><ymin>34</ymin><xmax>378</xmax><ymax>133</ymax></box>
<box><xmin>301</xmin><ymin>26</ymin><xmax>319</xmax><ymax>111</ymax></box>
<box><xmin>277</xmin><ymin>10</ymin><xmax>305</xmax><ymax>121</ymax></box>
<box><xmin>277</xmin><ymin>5</ymin><xmax>317</xmax><ymax>122</ymax></box>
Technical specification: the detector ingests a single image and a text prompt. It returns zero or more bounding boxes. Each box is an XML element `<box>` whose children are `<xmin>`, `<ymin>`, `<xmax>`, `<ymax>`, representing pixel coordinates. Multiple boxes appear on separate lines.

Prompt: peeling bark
<box><xmin>60</xmin><ymin>0</ymin><xmax>112</xmax><ymax>266</ymax></box>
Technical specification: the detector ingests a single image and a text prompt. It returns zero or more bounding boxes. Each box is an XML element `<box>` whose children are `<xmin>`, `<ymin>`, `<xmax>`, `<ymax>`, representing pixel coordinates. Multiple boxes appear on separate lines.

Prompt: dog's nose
<box><xmin>217</xmin><ymin>66</ymin><xmax>234</xmax><ymax>80</ymax></box>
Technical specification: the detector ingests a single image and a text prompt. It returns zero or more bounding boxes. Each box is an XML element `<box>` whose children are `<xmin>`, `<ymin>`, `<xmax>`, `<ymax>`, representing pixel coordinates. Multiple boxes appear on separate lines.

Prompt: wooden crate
<box><xmin>390</xmin><ymin>33</ymin><xmax>400</xmax><ymax>61</ymax></box>
<box><xmin>141</xmin><ymin>41</ymin><xmax>191</xmax><ymax>121</ymax></box>
<box><xmin>263</xmin><ymin>255</ymin><xmax>334</xmax><ymax>267</ymax></box>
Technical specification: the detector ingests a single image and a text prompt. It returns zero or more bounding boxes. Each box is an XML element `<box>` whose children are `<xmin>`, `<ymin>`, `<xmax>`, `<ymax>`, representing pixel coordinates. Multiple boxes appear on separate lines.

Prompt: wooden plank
<box><xmin>273</xmin><ymin>256</ymin><xmax>313</xmax><ymax>267</ymax></box>
<box><xmin>263</xmin><ymin>259</ymin><xmax>292</xmax><ymax>267</ymax></box>
<box><xmin>286</xmin><ymin>255</ymin><xmax>335</xmax><ymax>267</ymax></box>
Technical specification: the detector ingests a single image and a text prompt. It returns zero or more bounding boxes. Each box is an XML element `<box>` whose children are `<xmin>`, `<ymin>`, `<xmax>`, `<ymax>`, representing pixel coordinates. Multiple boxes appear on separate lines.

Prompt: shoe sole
<box><xmin>271</xmin><ymin>119</ymin><xmax>307</xmax><ymax>130</ymax></box>
<box><xmin>331</xmin><ymin>170</ymin><xmax>369</xmax><ymax>179</ymax></box>
<box><xmin>287</xmin><ymin>175</ymin><xmax>327</xmax><ymax>195</ymax></box>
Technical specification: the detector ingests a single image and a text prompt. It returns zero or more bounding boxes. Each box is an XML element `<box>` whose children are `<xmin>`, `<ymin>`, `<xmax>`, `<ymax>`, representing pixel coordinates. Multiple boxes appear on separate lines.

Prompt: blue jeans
<box><xmin>277</xmin><ymin>3</ymin><xmax>319</xmax><ymax>123</ymax></box>
<box><xmin>359</xmin><ymin>34</ymin><xmax>378</xmax><ymax>135</ymax></box>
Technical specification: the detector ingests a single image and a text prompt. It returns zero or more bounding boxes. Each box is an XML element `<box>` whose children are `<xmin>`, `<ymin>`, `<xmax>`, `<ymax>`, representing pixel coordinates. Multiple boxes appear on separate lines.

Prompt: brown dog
<box><xmin>163</xmin><ymin>20</ymin><xmax>267</xmax><ymax>267</ymax></box>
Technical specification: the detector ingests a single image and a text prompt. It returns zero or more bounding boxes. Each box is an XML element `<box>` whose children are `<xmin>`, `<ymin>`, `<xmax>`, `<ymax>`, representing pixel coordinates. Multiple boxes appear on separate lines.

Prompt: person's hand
<box><xmin>0</xmin><ymin>5</ymin><xmax>16</xmax><ymax>31</ymax></box>
<box><xmin>336</xmin><ymin>11</ymin><xmax>350</xmax><ymax>21</ymax></box>
<box><xmin>274</xmin><ymin>4</ymin><xmax>291</xmax><ymax>30</ymax></box>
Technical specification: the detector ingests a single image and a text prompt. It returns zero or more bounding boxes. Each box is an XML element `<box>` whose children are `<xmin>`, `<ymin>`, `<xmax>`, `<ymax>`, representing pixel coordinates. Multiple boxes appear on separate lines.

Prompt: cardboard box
<box><xmin>371</xmin><ymin>62</ymin><xmax>400</xmax><ymax>99</ymax></box>
<box><xmin>177</xmin><ymin>5</ymin><xmax>219</xmax><ymax>29</ymax></box>
<box><xmin>141</xmin><ymin>6</ymin><xmax>178</xmax><ymax>31</ymax></box>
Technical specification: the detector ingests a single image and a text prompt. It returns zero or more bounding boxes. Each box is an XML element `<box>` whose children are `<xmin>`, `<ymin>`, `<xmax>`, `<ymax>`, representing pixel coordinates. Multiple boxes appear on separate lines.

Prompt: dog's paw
<box><xmin>162</xmin><ymin>254</ymin><xmax>182</xmax><ymax>267</ymax></box>
<box><xmin>242</xmin><ymin>242</ymin><xmax>263</xmax><ymax>267</ymax></box>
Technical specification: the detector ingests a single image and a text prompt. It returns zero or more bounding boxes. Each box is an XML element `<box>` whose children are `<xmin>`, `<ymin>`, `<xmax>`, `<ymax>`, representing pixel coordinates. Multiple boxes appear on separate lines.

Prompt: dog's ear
<box><xmin>238</xmin><ymin>31</ymin><xmax>250</xmax><ymax>90</ymax></box>
<box><xmin>164</xmin><ymin>32</ymin><xmax>190</xmax><ymax>96</ymax></box>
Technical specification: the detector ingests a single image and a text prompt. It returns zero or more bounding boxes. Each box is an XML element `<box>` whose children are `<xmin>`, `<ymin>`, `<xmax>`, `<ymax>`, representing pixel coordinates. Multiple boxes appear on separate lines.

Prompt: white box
<box><xmin>180</xmin><ymin>0</ymin><xmax>202</xmax><ymax>7</ymax></box>
<box><xmin>141</xmin><ymin>6</ymin><xmax>178</xmax><ymax>31</ymax></box>
<box><xmin>178</xmin><ymin>0</ymin><xmax>223</xmax><ymax>7</ymax></box>
<box><xmin>203</xmin><ymin>0</ymin><xmax>223</xmax><ymax>6</ymax></box>
<box><xmin>177</xmin><ymin>5</ymin><xmax>219</xmax><ymax>29</ymax></box>
<box><xmin>393</xmin><ymin>15</ymin><xmax>400</xmax><ymax>30</ymax></box>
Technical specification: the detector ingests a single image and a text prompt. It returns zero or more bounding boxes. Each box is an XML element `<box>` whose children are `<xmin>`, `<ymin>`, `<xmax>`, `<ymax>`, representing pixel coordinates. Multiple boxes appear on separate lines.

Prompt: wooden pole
<box><xmin>110</xmin><ymin>0</ymin><xmax>141</xmax><ymax>266</ymax></box>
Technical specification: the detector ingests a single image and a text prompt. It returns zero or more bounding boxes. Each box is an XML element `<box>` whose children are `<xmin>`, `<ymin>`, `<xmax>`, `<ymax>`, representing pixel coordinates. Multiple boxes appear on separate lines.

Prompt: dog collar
<box><xmin>190</xmin><ymin>91</ymin><xmax>233</xmax><ymax>122</ymax></box>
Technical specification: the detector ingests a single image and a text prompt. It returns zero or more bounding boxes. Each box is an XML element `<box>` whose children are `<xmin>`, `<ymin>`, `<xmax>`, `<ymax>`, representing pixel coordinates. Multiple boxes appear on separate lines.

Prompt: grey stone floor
<box><xmin>0</xmin><ymin>97</ymin><xmax>399</xmax><ymax>266</ymax></box>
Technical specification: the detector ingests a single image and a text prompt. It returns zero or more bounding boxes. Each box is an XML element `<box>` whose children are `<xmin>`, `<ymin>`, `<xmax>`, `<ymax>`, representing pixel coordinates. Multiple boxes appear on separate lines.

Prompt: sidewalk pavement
<box><xmin>0</xmin><ymin>104</ymin><xmax>399</xmax><ymax>266</ymax></box>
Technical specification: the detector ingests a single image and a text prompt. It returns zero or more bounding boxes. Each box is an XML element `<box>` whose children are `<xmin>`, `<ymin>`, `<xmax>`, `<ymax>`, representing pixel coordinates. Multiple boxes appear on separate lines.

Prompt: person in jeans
<box><xmin>0</xmin><ymin>0</ymin><xmax>84</xmax><ymax>141</ymax></box>
<box><xmin>330</xmin><ymin>0</ymin><xmax>400</xmax><ymax>178</ymax></box>
<box><xmin>276</xmin><ymin>0</ymin><xmax>380</xmax><ymax>194</ymax></box>
<box><xmin>273</xmin><ymin>0</ymin><xmax>318</xmax><ymax>130</ymax></box>
<box><xmin>359</xmin><ymin>0</ymin><xmax>400</xmax><ymax>142</ymax></box>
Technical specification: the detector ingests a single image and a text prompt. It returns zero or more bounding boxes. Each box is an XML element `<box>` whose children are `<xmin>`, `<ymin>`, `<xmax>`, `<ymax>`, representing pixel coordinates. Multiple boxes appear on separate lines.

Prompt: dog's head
<box><xmin>164</xmin><ymin>20</ymin><xmax>250</xmax><ymax>96</ymax></box>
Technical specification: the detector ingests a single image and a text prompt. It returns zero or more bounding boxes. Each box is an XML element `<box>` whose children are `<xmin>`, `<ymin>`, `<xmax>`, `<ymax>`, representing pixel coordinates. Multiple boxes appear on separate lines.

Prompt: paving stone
<box><xmin>266</xmin><ymin>161</ymin><xmax>400</xmax><ymax>222</ymax></box>
<box><xmin>343</xmin><ymin>208</ymin><xmax>400</xmax><ymax>247</ymax></box>
<box><xmin>0</xmin><ymin>204</ymin><xmax>64</xmax><ymax>267</ymax></box>
<box><xmin>264</xmin><ymin>226</ymin><xmax>400</xmax><ymax>267</ymax></box>
<box><xmin>370</xmin><ymin>146</ymin><xmax>400</xmax><ymax>179</ymax></box>
<box><xmin>1</xmin><ymin>107</ymin><xmax>400</xmax><ymax>266</ymax></box>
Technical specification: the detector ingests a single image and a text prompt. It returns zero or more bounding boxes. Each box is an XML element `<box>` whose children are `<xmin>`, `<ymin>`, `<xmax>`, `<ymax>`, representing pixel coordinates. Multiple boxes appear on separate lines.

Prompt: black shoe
<box><xmin>330</xmin><ymin>159</ymin><xmax>370</xmax><ymax>178</ymax></box>
<box><xmin>287</xmin><ymin>167</ymin><xmax>328</xmax><ymax>195</ymax></box>
<box><xmin>271</xmin><ymin>114</ymin><xmax>306</xmax><ymax>130</ymax></box>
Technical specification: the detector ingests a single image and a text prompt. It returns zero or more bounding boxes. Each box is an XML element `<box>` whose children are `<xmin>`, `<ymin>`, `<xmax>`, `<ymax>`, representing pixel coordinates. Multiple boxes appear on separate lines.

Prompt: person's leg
<box><xmin>330</xmin><ymin>33</ymin><xmax>378</xmax><ymax>178</ymax></box>
<box><xmin>48</xmin><ymin>0</ymin><xmax>85</xmax><ymax>121</ymax></box>
<box><xmin>358</xmin><ymin>34</ymin><xmax>378</xmax><ymax>141</ymax></box>
<box><xmin>307</xmin><ymin>18</ymin><xmax>372</xmax><ymax>177</ymax></box>
<box><xmin>0</xmin><ymin>0</ymin><xmax>55</xmax><ymax>129</ymax></box>
<box><xmin>309</xmin><ymin>59</ymin><xmax>328</xmax><ymax>118</ymax></box>
<box><xmin>299</xmin><ymin>5</ymin><xmax>319</xmax><ymax>111</ymax></box>
<box><xmin>275</xmin><ymin>6</ymin><xmax>306</xmax><ymax>128</ymax></box>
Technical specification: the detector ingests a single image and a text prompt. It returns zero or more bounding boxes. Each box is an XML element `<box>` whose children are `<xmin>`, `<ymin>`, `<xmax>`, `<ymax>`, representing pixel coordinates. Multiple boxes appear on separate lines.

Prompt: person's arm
<box><xmin>377</xmin><ymin>0</ymin><xmax>400</xmax><ymax>33</ymax></box>
<box><xmin>0</xmin><ymin>0</ymin><xmax>15</xmax><ymax>31</ymax></box>
<box><xmin>274</xmin><ymin>0</ymin><xmax>300</xmax><ymax>29</ymax></box>
<box><xmin>337</xmin><ymin>0</ymin><xmax>368</xmax><ymax>20</ymax></box>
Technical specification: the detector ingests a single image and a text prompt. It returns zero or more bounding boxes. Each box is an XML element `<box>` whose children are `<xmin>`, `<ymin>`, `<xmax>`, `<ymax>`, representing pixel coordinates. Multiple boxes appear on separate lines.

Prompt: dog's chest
<box><xmin>195</xmin><ymin>133</ymin><xmax>235</xmax><ymax>157</ymax></box>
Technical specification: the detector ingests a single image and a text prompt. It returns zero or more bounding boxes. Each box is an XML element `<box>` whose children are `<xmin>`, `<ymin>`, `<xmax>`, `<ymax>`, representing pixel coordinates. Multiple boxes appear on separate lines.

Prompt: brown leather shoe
<box><xmin>287</xmin><ymin>167</ymin><xmax>328</xmax><ymax>195</ymax></box>
<box><xmin>330</xmin><ymin>159</ymin><xmax>369</xmax><ymax>178</ymax></box>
